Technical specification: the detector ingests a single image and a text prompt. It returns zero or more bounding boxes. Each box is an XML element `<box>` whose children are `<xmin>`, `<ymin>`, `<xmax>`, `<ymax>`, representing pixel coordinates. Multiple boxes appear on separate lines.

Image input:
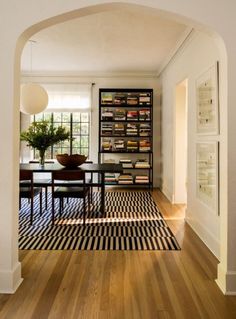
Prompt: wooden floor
<box><xmin>1</xmin><ymin>189</ymin><xmax>236</xmax><ymax>319</ymax></box>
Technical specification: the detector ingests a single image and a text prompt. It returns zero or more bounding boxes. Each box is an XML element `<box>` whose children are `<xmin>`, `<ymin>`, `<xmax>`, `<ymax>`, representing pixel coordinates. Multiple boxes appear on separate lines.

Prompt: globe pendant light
<box><xmin>20</xmin><ymin>40</ymin><xmax>48</xmax><ymax>115</ymax></box>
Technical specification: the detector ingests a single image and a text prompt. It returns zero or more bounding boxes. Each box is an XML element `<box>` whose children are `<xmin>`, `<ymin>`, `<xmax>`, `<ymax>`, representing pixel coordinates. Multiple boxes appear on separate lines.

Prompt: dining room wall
<box><xmin>20</xmin><ymin>74</ymin><xmax>161</xmax><ymax>187</ymax></box>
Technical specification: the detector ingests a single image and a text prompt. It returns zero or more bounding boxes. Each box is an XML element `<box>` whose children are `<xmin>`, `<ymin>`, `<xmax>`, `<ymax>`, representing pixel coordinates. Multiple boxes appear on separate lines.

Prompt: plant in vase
<box><xmin>20</xmin><ymin>120</ymin><xmax>70</xmax><ymax>165</ymax></box>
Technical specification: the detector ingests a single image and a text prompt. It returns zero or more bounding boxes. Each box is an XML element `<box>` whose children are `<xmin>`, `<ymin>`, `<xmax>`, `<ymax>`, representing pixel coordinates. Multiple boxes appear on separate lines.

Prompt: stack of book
<box><xmin>118</xmin><ymin>174</ymin><xmax>133</xmax><ymax>184</ymax></box>
<box><xmin>135</xmin><ymin>159</ymin><xmax>150</xmax><ymax>168</ymax></box>
<box><xmin>101</xmin><ymin>123</ymin><xmax>113</xmax><ymax>136</ymax></box>
<box><xmin>114</xmin><ymin>108</ymin><xmax>126</xmax><ymax>120</ymax></box>
<box><xmin>127</xmin><ymin>94</ymin><xmax>138</xmax><ymax>105</ymax></box>
<box><xmin>139</xmin><ymin>93</ymin><xmax>151</xmax><ymax>105</ymax></box>
<box><xmin>102</xmin><ymin>109</ymin><xmax>113</xmax><ymax>120</ymax></box>
<box><xmin>139</xmin><ymin>140</ymin><xmax>151</xmax><ymax>152</ymax></box>
<box><xmin>105</xmin><ymin>173</ymin><xmax>117</xmax><ymax>184</ymax></box>
<box><xmin>126</xmin><ymin>123</ymin><xmax>138</xmax><ymax>136</ymax></box>
<box><xmin>101</xmin><ymin>93</ymin><xmax>113</xmax><ymax>105</ymax></box>
<box><xmin>127</xmin><ymin>140</ymin><xmax>138</xmax><ymax>151</ymax></box>
<box><xmin>119</xmin><ymin>158</ymin><xmax>133</xmax><ymax>168</ymax></box>
<box><xmin>114</xmin><ymin>94</ymin><xmax>126</xmax><ymax>105</ymax></box>
<box><xmin>139</xmin><ymin>109</ymin><xmax>150</xmax><ymax>121</ymax></box>
<box><xmin>114</xmin><ymin>123</ymin><xmax>125</xmax><ymax>136</ymax></box>
<box><xmin>135</xmin><ymin>175</ymin><xmax>149</xmax><ymax>184</ymax></box>
<box><xmin>139</xmin><ymin>123</ymin><xmax>151</xmax><ymax>136</ymax></box>
<box><xmin>114</xmin><ymin>139</ymin><xmax>125</xmax><ymax>151</ymax></box>
<box><xmin>102</xmin><ymin>139</ymin><xmax>112</xmax><ymax>151</ymax></box>
<box><xmin>127</xmin><ymin>110</ymin><xmax>138</xmax><ymax>121</ymax></box>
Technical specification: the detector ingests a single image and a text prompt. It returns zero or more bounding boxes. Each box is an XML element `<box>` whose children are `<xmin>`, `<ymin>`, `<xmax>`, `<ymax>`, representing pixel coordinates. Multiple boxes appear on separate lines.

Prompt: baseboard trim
<box><xmin>216</xmin><ymin>264</ymin><xmax>236</xmax><ymax>295</ymax></box>
<box><xmin>160</xmin><ymin>186</ymin><xmax>173</xmax><ymax>203</ymax></box>
<box><xmin>0</xmin><ymin>262</ymin><xmax>23</xmax><ymax>294</ymax></box>
<box><xmin>185</xmin><ymin>210</ymin><xmax>220</xmax><ymax>259</ymax></box>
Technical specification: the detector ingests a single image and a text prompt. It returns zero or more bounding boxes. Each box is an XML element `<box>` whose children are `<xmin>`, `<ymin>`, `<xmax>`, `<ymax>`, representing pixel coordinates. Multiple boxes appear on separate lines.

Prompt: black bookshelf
<box><xmin>98</xmin><ymin>88</ymin><xmax>153</xmax><ymax>189</ymax></box>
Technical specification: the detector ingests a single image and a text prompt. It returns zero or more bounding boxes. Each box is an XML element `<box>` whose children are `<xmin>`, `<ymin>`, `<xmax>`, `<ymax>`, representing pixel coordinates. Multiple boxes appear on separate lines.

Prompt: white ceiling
<box><xmin>21</xmin><ymin>8</ymin><xmax>188</xmax><ymax>74</ymax></box>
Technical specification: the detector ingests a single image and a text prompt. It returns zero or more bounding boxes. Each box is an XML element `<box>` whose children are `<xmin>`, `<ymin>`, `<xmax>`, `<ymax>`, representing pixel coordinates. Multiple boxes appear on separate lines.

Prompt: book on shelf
<box><xmin>127</xmin><ymin>140</ymin><xmax>139</xmax><ymax>151</ymax></box>
<box><xmin>114</xmin><ymin>94</ymin><xmax>126</xmax><ymax>105</ymax></box>
<box><xmin>101</xmin><ymin>108</ymin><xmax>113</xmax><ymax>120</ymax></box>
<box><xmin>114</xmin><ymin>108</ymin><xmax>126</xmax><ymax>120</ymax></box>
<box><xmin>139</xmin><ymin>93</ymin><xmax>151</xmax><ymax>105</ymax></box>
<box><xmin>127</xmin><ymin>110</ymin><xmax>138</xmax><ymax>121</ymax></box>
<box><xmin>105</xmin><ymin>173</ymin><xmax>117</xmax><ymax>183</ymax></box>
<box><xmin>127</xmin><ymin>94</ymin><xmax>139</xmax><ymax>105</ymax></box>
<box><xmin>102</xmin><ymin>138</ymin><xmax>112</xmax><ymax>151</ymax></box>
<box><xmin>114</xmin><ymin>123</ymin><xmax>125</xmax><ymax>136</ymax></box>
<box><xmin>139</xmin><ymin>139</ymin><xmax>151</xmax><ymax>152</ymax></box>
<box><xmin>139</xmin><ymin>123</ymin><xmax>151</xmax><ymax>136</ymax></box>
<box><xmin>118</xmin><ymin>174</ymin><xmax>133</xmax><ymax>184</ymax></box>
<box><xmin>119</xmin><ymin>158</ymin><xmax>133</xmax><ymax>168</ymax></box>
<box><xmin>135</xmin><ymin>159</ymin><xmax>150</xmax><ymax>168</ymax></box>
<box><xmin>101</xmin><ymin>123</ymin><xmax>113</xmax><ymax>136</ymax></box>
<box><xmin>114</xmin><ymin>139</ymin><xmax>125</xmax><ymax>151</ymax></box>
<box><xmin>135</xmin><ymin>175</ymin><xmax>149</xmax><ymax>184</ymax></box>
<box><xmin>126</xmin><ymin>123</ymin><xmax>138</xmax><ymax>136</ymax></box>
<box><xmin>101</xmin><ymin>93</ymin><xmax>113</xmax><ymax>105</ymax></box>
<box><xmin>139</xmin><ymin>109</ymin><xmax>150</xmax><ymax>121</ymax></box>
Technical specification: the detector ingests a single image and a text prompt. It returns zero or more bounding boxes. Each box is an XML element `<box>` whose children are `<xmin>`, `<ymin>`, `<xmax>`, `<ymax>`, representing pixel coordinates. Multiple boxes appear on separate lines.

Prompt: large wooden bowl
<box><xmin>56</xmin><ymin>154</ymin><xmax>87</xmax><ymax>168</ymax></box>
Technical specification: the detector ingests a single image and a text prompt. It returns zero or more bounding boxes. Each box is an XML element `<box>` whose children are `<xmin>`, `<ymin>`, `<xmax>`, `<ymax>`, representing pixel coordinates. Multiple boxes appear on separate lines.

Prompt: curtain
<box><xmin>42</xmin><ymin>83</ymin><xmax>92</xmax><ymax>112</ymax></box>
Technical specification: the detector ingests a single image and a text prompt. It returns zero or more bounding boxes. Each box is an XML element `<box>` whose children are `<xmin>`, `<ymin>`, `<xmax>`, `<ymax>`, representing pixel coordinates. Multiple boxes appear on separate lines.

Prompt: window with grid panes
<box><xmin>32</xmin><ymin>112</ymin><xmax>90</xmax><ymax>159</ymax></box>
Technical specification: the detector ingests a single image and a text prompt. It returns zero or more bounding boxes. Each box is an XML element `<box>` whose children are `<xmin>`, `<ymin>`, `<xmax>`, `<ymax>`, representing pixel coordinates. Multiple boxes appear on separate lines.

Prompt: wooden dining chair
<box><xmin>51</xmin><ymin>170</ymin><xmax>91</xmax><ymax>225</ymax></box>
<box><xmin>20</xmin><ymin>160</ymin><xmax>54</xmax><ymax>210</ymax></box>
<box><xmin>20</xmin><ymin>170</ymin><xmax>43</xmax><ymax>225</ymax></box>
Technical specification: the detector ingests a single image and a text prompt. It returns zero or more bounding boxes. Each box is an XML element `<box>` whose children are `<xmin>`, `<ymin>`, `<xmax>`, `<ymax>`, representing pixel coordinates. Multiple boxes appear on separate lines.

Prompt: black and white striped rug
<box><xmin>19</xmin><ymin>191</ymin><xmax>180</xmax><ymax>250</ymax></box>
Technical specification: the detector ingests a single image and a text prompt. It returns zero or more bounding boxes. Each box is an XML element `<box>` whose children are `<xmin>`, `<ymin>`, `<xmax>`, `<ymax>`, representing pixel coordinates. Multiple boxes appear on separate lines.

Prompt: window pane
<box><xmin>72</xmin><ymin>123</ymin><xmax>81</xmax><ymax>135</ymax></box>
<box><xmin>61</xmin><ymin>140</ymin><xmax>70</xmax><ymax>148</ymax></box>
<box><xmin>81</xmin><ymin>113</ymin><xmax>89</xmax><ymax>122</ymax></box>
<box><xmin>72</xmin><ymin>147</ymin><xmax>80</xmax><ymax>154</ymax></box>
<box><xmin>44</xmin><ymin>113</ymin><xmax>52</xmax><ymax>121</ymax></box>
<box><xmin>72</xmin><ymin>137</ymin><xmax>81</xmax><ymax>148</ymax></box>
<box><xmin>53</xmin><ymin>112</ymin><xmax>62</xmax><ymax>122</ymax></box>
<box><xmin>35</xmin><ymin>113</ymin><xmax>43</xmax><ymax>122</ymax></box>
<box><xmin>81</xmin><ymin>136</ymin><xmax>89</xmax><ymax>147</ymax></box>
<box><xmin>45</xmin><ymin>148</ymin><xmax>52</xmax><ymax>159</ymax></box>
<box><xmin>62</xmin><ymin>112</ymin><xmax>70</xmax><ymax>122</ymax></box>
<box><xmin>80</xmin><ymin>148</ymin><xmax>89</xmax><ymax>156</ymax></box>
<box><xmin>73</xmin><ymin>113</ymin><xmax>81</xmax><ymax>122</ymax></box>
<box><xmin>81</xmin><ymin>123</ymin><xmax>89</xmax><ymax>135</ymax></box>
<box><xmin>61</xmin><ymin>147</ymin><xmax>70</xmax><ymax>154</ymax></box>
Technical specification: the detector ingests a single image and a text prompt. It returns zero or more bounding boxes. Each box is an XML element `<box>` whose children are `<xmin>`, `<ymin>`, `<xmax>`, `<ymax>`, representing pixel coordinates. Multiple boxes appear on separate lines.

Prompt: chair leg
<box><xmin>52</xmin><ymin>194</ymin><xmax>55</xmax><ymax>224</ymax></box>
<box><xmin>19</xmin><ymin>198</ymin><xmax>21</xmax><ymax>210</ymax></box>
<box><xmin>39</xmin><ymin>191</ymin><xmax>42</xmax><ymax>215</ymax></box>
<box><xmin>45</xmin><ymin>186</ymin><xmax>48</xmax><ymax>210</ymax></box>
<box><xmin>67</xmin><ymin>198</ymin><xmax>69</xmax><ymax>204</ymax></box>
<box><xmin>30</xmin><ymin>198</ymin><xmax>33</xmax><ymax>225</ymax></box>
<box><xmin>59</xmin><ymin>197</ymin><xmax>63</xmax><ymax>217</ymax></box>
<box><xmin>83</xmin><ymin>197</ymin><xmax>86</xmax><ymax>224</ymax></box>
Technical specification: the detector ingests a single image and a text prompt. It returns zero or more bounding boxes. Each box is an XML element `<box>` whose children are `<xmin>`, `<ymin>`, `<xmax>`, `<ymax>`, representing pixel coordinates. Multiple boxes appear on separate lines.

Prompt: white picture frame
<box><xmin>196</xmin><ymin>141</ymin><xmax>219</xmax><ymax>215</ymax></box>
<box><xmin>196</xmin><ymin>62</ymin><xmax>219</xmax><ymax>135</ymax></box>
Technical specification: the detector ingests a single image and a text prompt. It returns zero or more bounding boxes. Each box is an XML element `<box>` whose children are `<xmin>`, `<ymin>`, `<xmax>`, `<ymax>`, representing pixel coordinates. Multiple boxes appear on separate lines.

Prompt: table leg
<box><xmin>101</xmin><ymin>172</ymin><xmax>105</xmax><ymax>216</ymax></box>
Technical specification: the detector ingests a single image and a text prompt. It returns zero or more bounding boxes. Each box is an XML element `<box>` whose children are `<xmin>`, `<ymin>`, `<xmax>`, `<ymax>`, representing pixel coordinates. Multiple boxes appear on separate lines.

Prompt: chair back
<box><xmin>52</xmin><ymin>170</ymin><xmax>85</xmax><ymax>181</ymax></box>
<box><xmin>20</xmin><ymin>170</ymin><xmax>34</xmax><ymax>197</ymax></box>
<box><xmin>20</xmin><ymin>169</ymin><xmax>33</xmax><ymax>181</ymax></box>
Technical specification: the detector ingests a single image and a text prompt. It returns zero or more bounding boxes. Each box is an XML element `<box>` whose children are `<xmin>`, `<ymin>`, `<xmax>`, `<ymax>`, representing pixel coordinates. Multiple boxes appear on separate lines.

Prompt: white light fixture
<box><xmin>20</xmin><ymin>40</ymin><xmax>48</xmax><ymax>115</ymax></box>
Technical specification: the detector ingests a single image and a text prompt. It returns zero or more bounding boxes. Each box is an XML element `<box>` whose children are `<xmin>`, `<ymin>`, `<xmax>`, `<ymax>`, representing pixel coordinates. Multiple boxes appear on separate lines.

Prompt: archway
<box><xmin>0</xmin><ymin>1</ymin><xmax>232</xmax><ymax>295</ymax></box>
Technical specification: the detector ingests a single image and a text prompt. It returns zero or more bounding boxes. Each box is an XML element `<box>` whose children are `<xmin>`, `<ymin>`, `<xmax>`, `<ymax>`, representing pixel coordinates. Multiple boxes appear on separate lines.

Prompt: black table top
<box><xmin>20</xmin><ymin>163</ymin><xmax>123</xmax><ymax>174</ymax></box>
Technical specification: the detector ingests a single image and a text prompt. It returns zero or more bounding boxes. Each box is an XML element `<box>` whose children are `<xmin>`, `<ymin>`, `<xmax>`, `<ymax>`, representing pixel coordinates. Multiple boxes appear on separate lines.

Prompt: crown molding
<box><xmin>21</xmin><ymin>70</ymin><xmax>158</xmax><ymax>79</ymax></box>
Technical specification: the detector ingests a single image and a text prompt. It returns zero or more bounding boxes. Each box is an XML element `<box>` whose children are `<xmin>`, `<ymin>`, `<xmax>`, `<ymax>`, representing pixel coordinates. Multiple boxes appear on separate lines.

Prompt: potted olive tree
<box><xmin>20</xmin><ymin>120</ymin><xmax>70</xmax><ymax>166</ymax></box>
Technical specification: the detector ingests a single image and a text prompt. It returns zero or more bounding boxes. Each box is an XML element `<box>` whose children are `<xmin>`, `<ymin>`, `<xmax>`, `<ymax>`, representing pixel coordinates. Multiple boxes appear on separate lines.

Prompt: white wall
<box><xmin>160</xmin><ymin>30</ymin><xmax>221</xmax><ymax>258</ymax></box>
<box><xmin>21</xmin><ymin>75</ymin><xmax>161</xmax><ymax>187</ymax></box>
<box><xmin>174</xmin><ymin>81</ymin><xmax>187</xmax><ymax>203</ymax></box>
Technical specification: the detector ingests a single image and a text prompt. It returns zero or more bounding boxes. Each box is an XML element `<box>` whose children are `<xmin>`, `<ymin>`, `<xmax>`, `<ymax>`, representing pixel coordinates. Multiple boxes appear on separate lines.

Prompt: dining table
<box><xmin>20</xmin><ymin>162</ymin><xmax>123</xmax><ymax>216</ymax></box>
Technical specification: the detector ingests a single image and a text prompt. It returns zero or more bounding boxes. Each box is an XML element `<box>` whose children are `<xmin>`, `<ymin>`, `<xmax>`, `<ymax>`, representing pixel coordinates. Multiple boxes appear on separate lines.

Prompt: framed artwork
<box><xmin>196</xmin><ymin>62</ymin><xmax>219</xmax><ymax>135</ymax></box>
<box><xmin>196</xmin><ymin>142</ymin><xmax>219</xmax><ymax>214</ymax></box>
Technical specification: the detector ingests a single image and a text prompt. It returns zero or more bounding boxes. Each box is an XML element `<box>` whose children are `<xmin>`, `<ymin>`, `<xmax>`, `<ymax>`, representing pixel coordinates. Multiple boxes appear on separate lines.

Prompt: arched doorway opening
<box><xmin>0</xmin><ymin>1</ymin><xmax>230</xmax><ymax>295</ymax></box>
